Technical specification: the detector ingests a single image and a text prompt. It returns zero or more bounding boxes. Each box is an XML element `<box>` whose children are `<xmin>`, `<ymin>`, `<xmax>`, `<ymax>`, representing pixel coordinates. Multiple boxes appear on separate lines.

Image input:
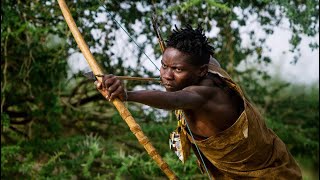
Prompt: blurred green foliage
<box><xmin>1</xmin><ymin>0</ymin><xmax>319</xmax><ymax>179</ymax></box>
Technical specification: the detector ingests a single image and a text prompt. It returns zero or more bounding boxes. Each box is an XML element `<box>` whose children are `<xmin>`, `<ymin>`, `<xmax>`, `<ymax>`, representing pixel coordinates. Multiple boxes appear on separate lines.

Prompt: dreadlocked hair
<box><xmin>166</xmin><ymin>24</ymin><xmax>214</xmax><ymax>66</ymax></box>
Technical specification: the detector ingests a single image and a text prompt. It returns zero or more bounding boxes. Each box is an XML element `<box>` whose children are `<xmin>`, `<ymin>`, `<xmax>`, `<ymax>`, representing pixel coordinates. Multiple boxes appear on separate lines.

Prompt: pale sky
<box><xmin>264</xmin><ymin>29</ymin><xmax>319</xmax><ymax>85</ymax></box>
<box><xmin>235</xmin><ymin>14</ymin><xmax>319</xmax><ymax>86</ymax></box>
<box><xmin>67</xmin><ymin>11</ymin><xmax>319</xmax><ymax>86</ymax></box>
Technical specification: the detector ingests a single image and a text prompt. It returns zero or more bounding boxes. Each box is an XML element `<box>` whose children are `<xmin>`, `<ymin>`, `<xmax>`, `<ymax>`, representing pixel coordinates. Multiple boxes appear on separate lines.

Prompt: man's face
<box><xmin>160</xmin><ymin>47</ymin><xmax>202</xmax><ymax>92</ymax></box>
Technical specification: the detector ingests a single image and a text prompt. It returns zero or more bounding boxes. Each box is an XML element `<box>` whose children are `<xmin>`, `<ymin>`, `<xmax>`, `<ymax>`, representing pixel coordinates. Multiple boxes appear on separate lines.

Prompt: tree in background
<box><xmin>1</xmin><ymin>0</ymin><xmax>318</xmax><ymax>179</ymax></box>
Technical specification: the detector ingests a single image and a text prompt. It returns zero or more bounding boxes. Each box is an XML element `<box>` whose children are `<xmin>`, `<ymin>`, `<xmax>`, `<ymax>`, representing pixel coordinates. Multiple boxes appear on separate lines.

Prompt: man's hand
<box><xmin>95</xmin><ymin>74</ymin><xmax>127</xmax><ymax>101</ymax></box>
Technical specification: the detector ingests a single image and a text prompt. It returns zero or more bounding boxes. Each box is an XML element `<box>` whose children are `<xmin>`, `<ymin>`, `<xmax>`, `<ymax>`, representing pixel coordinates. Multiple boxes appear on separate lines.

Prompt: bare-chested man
<box><xmin>96</xmin><ymin>24</ymin><xmax>302</xmax><ymax>179</ymax></box>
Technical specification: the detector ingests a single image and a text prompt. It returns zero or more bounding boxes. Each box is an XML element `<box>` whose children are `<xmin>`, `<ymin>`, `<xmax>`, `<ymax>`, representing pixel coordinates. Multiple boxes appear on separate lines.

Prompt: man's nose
<box><xmin>161</xmin><ymin>68</ymin><xmax>174</xmax><ymax>80</ymax></box>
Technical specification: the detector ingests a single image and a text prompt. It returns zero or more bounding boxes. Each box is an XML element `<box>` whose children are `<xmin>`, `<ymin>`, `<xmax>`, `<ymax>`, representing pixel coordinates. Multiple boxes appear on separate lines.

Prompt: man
<box><xmin>96</xmin><ymin>24</ymin><xmax>302</xmax><ymax>179</ymax></box>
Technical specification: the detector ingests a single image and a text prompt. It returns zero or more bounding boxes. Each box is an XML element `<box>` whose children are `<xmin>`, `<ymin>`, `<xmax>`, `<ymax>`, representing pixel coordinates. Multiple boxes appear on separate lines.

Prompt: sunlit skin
<box><xmin>96</xmin><ymin>47</ymin><xmax>243</xmax><ymax>138</ymax></box>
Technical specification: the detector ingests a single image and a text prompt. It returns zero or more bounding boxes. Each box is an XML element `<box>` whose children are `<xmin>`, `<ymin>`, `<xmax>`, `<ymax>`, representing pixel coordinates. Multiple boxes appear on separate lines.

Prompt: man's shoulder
<box><xmin>182</xmin><ymin>84</ymin><xmax>219</xmax><ymax>99</ymax></box>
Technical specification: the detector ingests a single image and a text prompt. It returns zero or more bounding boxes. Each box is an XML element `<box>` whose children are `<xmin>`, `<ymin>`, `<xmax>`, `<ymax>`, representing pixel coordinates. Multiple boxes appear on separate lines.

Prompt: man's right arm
<box><xmin>96</xmin><ymin>75</ymin><xmax>209</xmax><ymax>110</ymax></box>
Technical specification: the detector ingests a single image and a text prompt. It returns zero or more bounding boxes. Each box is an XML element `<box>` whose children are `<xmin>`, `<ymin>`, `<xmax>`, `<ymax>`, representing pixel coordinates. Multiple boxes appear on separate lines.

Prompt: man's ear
<box><xmin>199</xmin><ymin>64</ymin><xmax>208</xmax><ymax>77</ymax></box>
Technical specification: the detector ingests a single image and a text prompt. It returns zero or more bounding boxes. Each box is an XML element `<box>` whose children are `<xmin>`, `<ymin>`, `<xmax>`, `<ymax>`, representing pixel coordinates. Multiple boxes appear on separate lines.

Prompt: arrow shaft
<box><xmin>99</xmin><ymin>75</ymin><xmax>160</xmax><ymax>82</ymax></box>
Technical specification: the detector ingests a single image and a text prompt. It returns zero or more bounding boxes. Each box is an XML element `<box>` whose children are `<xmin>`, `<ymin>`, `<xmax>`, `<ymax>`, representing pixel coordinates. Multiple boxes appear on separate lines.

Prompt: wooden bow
<box><xmin>151</xmin><ymin>13</ymin><xmax>166</xmax><ymax>53</ymax></box>
<box><xmin>57</xmin><ymin>0</ymin><xmax>177</xmax><ymax>179</ymax></box>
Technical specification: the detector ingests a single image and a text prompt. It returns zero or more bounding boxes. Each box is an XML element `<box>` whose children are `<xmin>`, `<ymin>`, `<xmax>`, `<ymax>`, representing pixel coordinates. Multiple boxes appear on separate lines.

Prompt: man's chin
<box><xmin>165</xmin><ymin>88</ymin><xmax>174</xmax><ymax>92</ymax></box>
<box><xmin>165</xmin><ymin>86</ymin><xmax>179</xmax><ymax>92</ymax></box>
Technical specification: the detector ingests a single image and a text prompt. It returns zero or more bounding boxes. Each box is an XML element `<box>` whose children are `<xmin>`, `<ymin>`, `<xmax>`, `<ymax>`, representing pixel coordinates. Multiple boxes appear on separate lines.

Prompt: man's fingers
<box><xmin>109</xmin><ymin>86</ymin><xmax>124</xmax><ymax>101</ymax></box>
<box><xmin>94</xmin><ymin>81</ymin><xmax>102</xmax><ymax>89</ymax></box>
<box><xmin>108</xmin><ymin>80</ymin><xmax>121</xmax><ymax>92</ymax></box>
<box><xmin>102</xmin><ymin>74</ymin><xmax>115</xmax><ymax>88</ymax></box>
<box><xmin>104</xmin><ymin>78</ymin><xmax>116</xmax><ymax>89</ymax></box>
<box><xmin>96</xmin><ymin>74</ymin><xmax>124</xmax><ymax>101</ymax></box>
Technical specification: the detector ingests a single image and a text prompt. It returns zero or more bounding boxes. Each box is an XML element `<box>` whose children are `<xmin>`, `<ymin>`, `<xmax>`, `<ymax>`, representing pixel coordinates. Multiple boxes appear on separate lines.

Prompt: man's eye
<box><xmin>162</xmin><ymin>64</ymin><xmax>168</xmax><ymax>68</ymax></box>
<box><xmin>175</xmin><ymin>68</ymin><xmax>182</xmax><ymax>72</ymax></box>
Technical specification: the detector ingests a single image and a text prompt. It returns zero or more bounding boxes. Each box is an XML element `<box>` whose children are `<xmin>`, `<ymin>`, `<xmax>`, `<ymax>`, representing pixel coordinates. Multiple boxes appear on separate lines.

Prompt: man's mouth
<box><xmin>162</xmin><ymin>83</ymin><xmax>175</xmax><ymax>91</ymax></box>
<box><xmin>164</xmin><ymin>84</ymin><xmax>173</xmax><ymax>88</ymax></box>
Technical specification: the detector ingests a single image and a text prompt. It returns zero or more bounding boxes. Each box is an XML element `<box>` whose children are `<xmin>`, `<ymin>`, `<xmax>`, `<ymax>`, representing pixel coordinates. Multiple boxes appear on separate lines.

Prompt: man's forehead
<box><xmin>162</xmin><ymin>49</ymin><xmax>192</xmax><ymax>65</ymax></box>
<box><xmin>161</xmin><ymin>59</ymin><xmax>189</xmax><ymax>67</ymax></box>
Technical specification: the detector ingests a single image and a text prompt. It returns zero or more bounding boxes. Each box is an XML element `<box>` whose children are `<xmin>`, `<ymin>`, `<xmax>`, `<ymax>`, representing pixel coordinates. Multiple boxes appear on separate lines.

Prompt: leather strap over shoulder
<box><xmin>208</xmin><ymin>62</ymin><xmax>246</xmax><ymax>99</ymax></box>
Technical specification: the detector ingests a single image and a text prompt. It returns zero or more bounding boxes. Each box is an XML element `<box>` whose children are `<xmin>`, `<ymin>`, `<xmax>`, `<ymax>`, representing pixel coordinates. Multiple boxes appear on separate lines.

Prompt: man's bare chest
<box><xmin>183</xmin><ymin>110</ymin><xmax>221</xmax><ymax>138</ymax></box>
